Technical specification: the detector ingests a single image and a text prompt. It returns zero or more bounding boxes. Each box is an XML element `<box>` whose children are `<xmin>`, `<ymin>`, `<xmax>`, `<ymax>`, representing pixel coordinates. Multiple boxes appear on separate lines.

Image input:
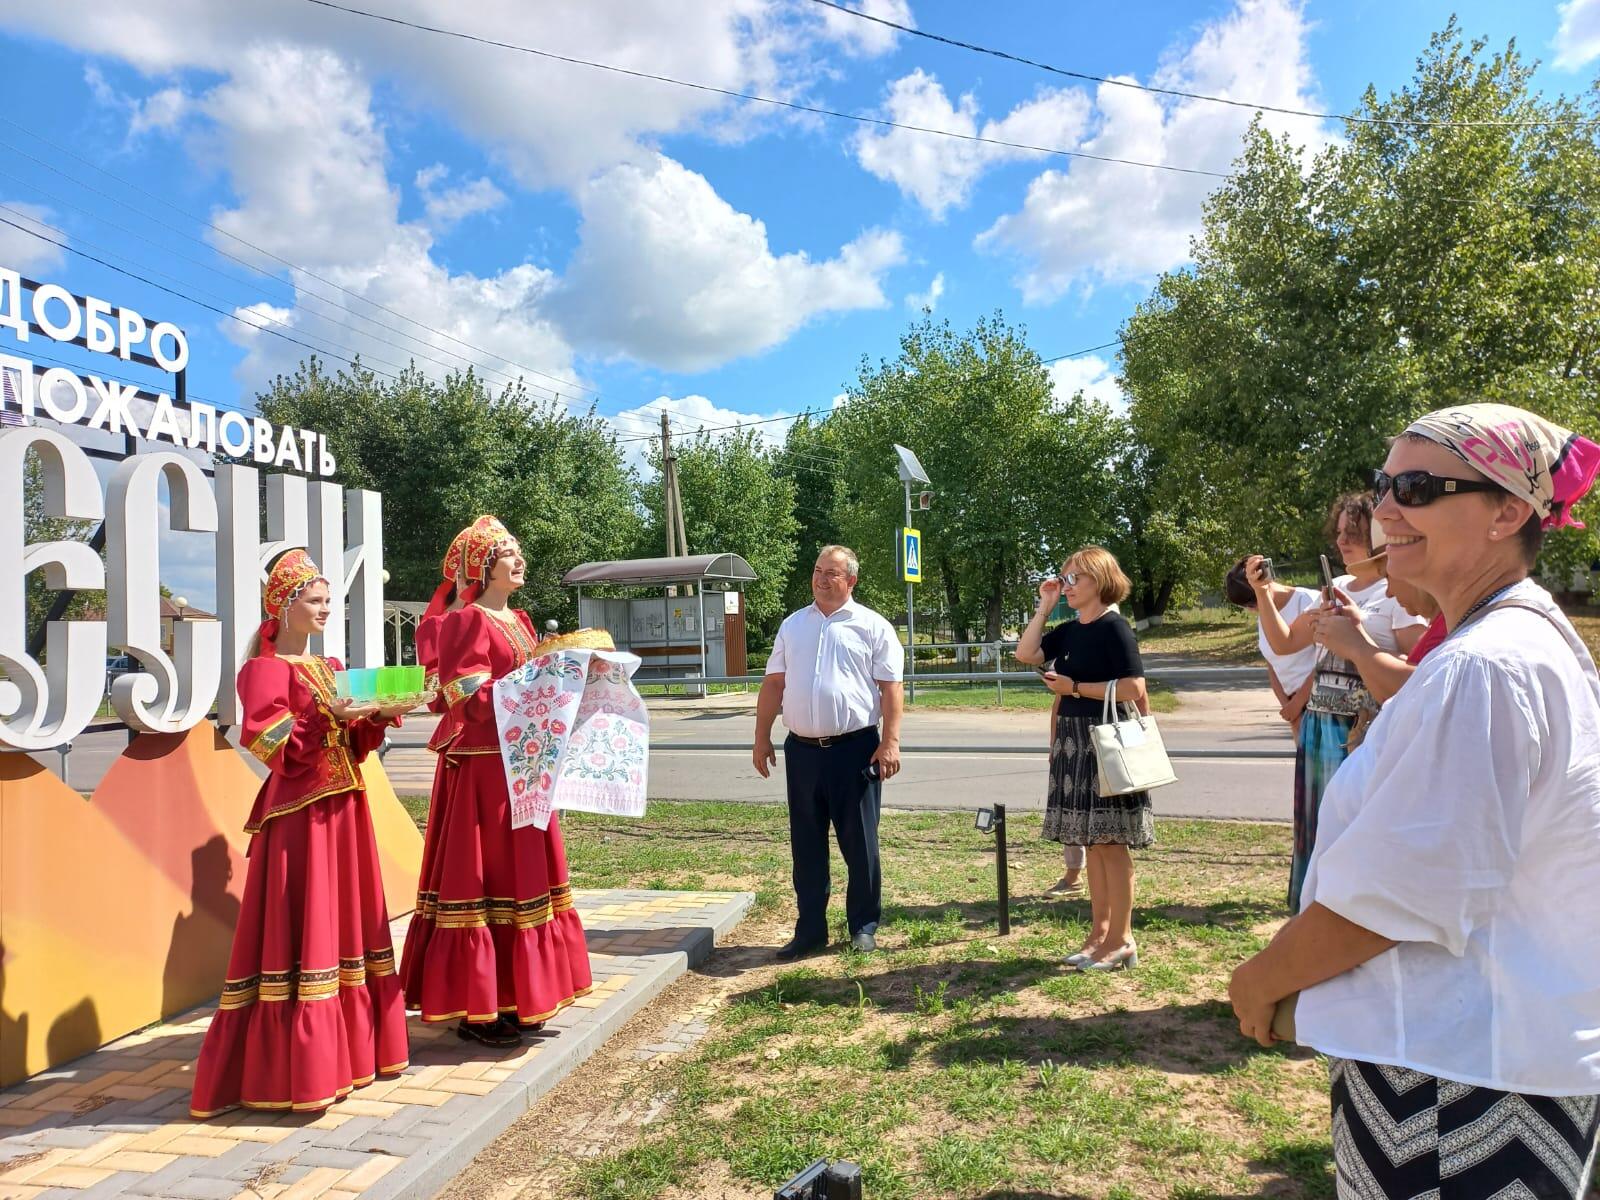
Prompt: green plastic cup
<box><xmin>377</xmin><ymin>666</ymin><xmax>404</xmax><ymax>699</ymax></box>
<box><xmin>350</xmin><ymin>669</ymin><xmax>378</xmax><ymax>701</ymax></box>
<box><xmin>407</xmin><ymin>665</ymin><xmax>426</xmax><ymax>694</ymax></box>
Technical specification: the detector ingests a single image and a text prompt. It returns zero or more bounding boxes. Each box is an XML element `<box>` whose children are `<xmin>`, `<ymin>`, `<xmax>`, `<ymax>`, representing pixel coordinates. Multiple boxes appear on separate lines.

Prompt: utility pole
<box><xmin>659</xmin><ymin>413</ymin><xmax>693</xmax><ymax>596</ymax></box>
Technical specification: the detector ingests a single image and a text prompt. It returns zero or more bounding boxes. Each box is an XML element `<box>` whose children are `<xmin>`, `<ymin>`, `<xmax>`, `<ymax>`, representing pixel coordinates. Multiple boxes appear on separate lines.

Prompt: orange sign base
<box><xmin>0</xmin><ymin>725</ymin><xmax>422</xmax><ymax>1088</ymax></box>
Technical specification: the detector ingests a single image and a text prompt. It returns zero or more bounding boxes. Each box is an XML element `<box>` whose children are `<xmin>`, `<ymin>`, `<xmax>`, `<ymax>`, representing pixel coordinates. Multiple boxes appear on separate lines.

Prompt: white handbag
<box><xmin>1091</xmin><ymin>679</ymin><xmax>1178</xmax><ymax>797</ymax></box>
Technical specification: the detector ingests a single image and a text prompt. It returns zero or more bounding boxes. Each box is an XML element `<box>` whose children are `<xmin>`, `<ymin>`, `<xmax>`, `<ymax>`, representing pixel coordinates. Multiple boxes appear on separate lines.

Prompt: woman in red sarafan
<box><xmin>401</xmin><ymin>516</ymin><xmax>592</xmax><ymax>1046</ymax></box>
<box><xmin>190</xmin><ymin>549</ymin><xmax>412</xmax><ymax>1118</ymax></box>
<box><xmin>397</xmin><ymin>525</ymin><xmax>470</xmax><ymax>1003</ymax></box>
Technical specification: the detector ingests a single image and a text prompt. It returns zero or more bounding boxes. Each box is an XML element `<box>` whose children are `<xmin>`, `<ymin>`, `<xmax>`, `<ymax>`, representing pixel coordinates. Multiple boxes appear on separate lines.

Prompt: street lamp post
<box><xmin>892</xmin><ymin>444</ymin><xmax>930</xmax><ymax>702</ymax></box>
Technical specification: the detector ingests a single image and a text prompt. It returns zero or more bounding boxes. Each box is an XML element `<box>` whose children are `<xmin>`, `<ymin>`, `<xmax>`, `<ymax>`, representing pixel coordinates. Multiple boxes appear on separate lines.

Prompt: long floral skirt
<box><xmin>1290</xmin><ymin>708</ymin><xmax>1354</xmax><ymax>912</ymax></box>
<box><xmin>1043</xmin><ymin>712</ymin><xmax>1154</xmax><ymax>848</ymax></box>
<box><xmin>1330</xmin><ymin>1058</ymin><xmax>1600</xmax><ymax>1198</ymax></box>
<box><xmin>190</xmin><ymin>791</ymin><xmax>409</xmax><ymax>1117</ymax></box>
<box><xmin>399</xmin><ymin>754</ymin><xmax>593</xmax><ymax>1025</ymax></box>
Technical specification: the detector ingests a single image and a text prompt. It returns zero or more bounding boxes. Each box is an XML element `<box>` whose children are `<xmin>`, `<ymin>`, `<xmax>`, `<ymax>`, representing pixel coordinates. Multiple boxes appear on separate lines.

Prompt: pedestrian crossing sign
<box><xmin>902</xmin><ymin>526</ymin><xmax>922</xmax><ymax>583</ymax></box>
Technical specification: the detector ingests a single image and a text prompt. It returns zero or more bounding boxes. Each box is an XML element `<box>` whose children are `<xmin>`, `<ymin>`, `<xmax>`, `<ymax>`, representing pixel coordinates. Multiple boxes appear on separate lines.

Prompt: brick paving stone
<box><xmin>0</xmin><ymin>890</ymin><xmax>752</xmax><ymax>1200</ymax></box>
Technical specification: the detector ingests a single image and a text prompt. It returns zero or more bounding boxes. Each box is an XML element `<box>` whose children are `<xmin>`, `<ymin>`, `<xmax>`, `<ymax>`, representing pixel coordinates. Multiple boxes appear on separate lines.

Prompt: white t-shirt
<box><xmin>1298</xmin><ymin>581</ymin><xmax>1600</xmax><ymax>1094</ymax></box>
<box><xmin>1308</xmin><ymin>575</ymin><xmax>1428</xmax><ymax>715</ymax></box>
<box><xmin>1258</xmin><ymin>586</ymin><xmax>1320</xmax><ymax>694</ymax></box>
<box><xmin>766</xmin><ymin>599</ymin><xmax>904</xmax><ymax>738</ymax></box>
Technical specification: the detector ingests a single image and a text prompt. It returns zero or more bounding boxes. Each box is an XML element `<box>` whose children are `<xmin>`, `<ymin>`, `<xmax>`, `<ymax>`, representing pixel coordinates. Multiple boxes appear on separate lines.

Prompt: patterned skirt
<box><xmin>190</xmin><ymin>790</ymin><xmax>409</xmax><ymax>1117</ymax></box>
<box><xmin>1329</xmin><ymin>1058</ymin><xmax>1600</xmax><ymax>1198</ymax></box>
<box><xmin>1043</xmin><ymin>712</ymin><xmax>1154</xmax><ymax>848</ymax></box>
<box><xmin>1290</xmin><ymin>708</ymin><xmax>1355</xmax><ymax>912</ymax></box>
<box><xmin>399</xmin><ymin>754</ymin><xmax>593</xmax><ymax>1025</ymax></box>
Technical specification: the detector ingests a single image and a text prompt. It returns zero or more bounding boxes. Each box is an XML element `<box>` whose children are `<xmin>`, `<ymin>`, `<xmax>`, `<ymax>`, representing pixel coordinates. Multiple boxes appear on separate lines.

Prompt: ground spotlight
<box><xmin>774</xmin><ymin>1158</ymin><xmax>863</xmax><ymax>1199</ymax></box>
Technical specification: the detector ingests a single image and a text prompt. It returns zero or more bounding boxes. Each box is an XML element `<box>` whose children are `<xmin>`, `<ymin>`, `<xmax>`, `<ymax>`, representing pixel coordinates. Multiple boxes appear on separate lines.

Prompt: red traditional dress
<box><xmin>190</xmin><ymin>552</ymin><xmax>409</xmax><ymax>1118</ymax></box>
<box><xmin>403</xmin><ymin>595</ymin><xmax>593</xmax><ymax>1027</ymax></box>
<box><xmin>397</xmin><ymin>609</ymin><xmax>458</xmax><ymax>1000</ymax></box>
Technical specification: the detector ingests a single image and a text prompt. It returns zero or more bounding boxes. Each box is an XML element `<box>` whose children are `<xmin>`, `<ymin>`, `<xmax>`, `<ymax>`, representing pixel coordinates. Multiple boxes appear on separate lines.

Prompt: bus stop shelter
<box><xmin>562</xmin><ymin>553</ymin><xmax>757</xmax><ymax>681</ymax></box>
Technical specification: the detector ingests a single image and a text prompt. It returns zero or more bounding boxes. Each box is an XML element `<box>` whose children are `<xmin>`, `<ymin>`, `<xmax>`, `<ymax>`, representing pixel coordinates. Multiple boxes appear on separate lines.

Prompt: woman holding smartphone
<box><xmin>1017</xmin><ymin>546</ymin><xmax>1151</xmax><ymax>971</ymax></box>
<box><xmin>1249</xmin><ymin>494</ymin><xmax>1425</xmax><ymax>911</ymax></box>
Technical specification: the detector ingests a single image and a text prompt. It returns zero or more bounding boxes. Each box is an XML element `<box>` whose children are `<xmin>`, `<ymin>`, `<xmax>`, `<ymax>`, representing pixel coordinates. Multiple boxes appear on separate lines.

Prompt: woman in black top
<box><xmin>1017</xmin><ymin>545</ymin><xmax>1152</xmax><ymax>972</ymax></box>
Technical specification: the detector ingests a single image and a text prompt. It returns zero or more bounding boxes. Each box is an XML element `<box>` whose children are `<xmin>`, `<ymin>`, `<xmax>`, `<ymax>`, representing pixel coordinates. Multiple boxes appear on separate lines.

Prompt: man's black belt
<box><xmin>787</xmin><ymin>727</ymin><xmax>875</xmax><ymax>748</ymax></box>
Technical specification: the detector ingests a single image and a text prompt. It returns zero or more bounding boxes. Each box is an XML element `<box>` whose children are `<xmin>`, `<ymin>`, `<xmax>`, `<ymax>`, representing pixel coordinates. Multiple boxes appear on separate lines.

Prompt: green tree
<box><xmin>775</xmin><ymin>415</ymin><xmax>845</xmax><ymax>619</ymax></box>
<box><xmin>256</xmin><ymin>359</ymin><xmax>643</xmax><ymax>627</ymax></box>
<box><xmin>1119</xmin><ymin>23</ymin><xmax>1600</xmax><ymax>597</ymax></box>
<box><xmin>829</xmin><ymin>313</ymin><xmax>1122</xmax><ymax>640</ymax></box>
<box><xmin>23</xmin><ymin>450</ymin><xmax>100</xmax><ymax>647</ymax></box>
<box><xmin>636</xmin><ymin>428</ymin><xmax>799</xmax><ymax>638</ymax></box>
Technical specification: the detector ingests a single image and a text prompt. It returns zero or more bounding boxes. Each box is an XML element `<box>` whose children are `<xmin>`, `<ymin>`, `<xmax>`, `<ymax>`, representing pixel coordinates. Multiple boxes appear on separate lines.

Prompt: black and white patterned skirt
<box><xmin>1042</xmin><ymin>712</ymin><xmax>1154</xmax><ymax>848</ymax></box>
<box><xmin>1329</xmin><ymin>1057</ymin><xmax>1600</xmax><ymax>1198</ymax></box>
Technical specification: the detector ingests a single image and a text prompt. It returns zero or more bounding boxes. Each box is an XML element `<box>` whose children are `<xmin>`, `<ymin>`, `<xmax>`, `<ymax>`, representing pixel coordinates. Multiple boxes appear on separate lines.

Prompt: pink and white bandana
<box><xmin>492</xmin><ymin>648</ymin><xmax>649</xmax><ymax>831</ymax></box>
<box><xmin>1405</xmin><ymin>403</ymin><xmax>1600</xmax><ymax>530</ymax></box>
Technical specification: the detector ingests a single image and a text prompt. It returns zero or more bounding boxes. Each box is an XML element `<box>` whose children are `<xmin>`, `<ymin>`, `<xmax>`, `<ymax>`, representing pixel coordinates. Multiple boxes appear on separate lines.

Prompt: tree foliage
<box><xmin>637</xmin><ymin>428</ymin><xmax>799</xmax><ymax>637</ymax></box>
<box><xmin>256</xmin><ymin>360</ymin><xmax>642</xmax><ymax>627</ymax></box>
<box><xmin>1119</xmin><ymin>23</ymin><xmax>1600</xmax><ymax>592</ymax></box>
<box><xmin>827</xmin><ymin>314</ymin><xmax>1122</xmax><ymax>639</ymax></box>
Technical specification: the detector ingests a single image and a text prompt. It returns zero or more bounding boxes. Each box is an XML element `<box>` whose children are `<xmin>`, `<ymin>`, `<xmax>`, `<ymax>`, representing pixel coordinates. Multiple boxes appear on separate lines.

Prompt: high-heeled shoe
<box><xmin>1076</xmin><ymin>942</ymin><xmax>1138</xmax><ymax>972</ymax></box>
<box><xmin>1064</xmin><ymin>946</ymin><xmax>1097</xmax><ymax>967</ymax></box>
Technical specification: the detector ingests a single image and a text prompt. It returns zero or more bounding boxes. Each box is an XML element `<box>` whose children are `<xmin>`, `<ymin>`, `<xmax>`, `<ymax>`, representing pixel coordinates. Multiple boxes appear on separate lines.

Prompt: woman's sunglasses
<box><xmin>1370</xmin><ymin>469</ymin><xmax>1501</xmax><ymax>508</ymax></box>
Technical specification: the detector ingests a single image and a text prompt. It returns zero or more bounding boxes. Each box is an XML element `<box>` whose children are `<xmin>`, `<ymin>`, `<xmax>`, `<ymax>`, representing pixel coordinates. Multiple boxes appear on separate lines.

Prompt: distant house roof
<box><xmin>160</xmin><ymin>597</ymin><xmax>216</xmax><ymax>620</ymax></box>
<box><xmin>562</xmin><ymin>554</ymin><xmax>757</xmax><ymax>588</ymax></box>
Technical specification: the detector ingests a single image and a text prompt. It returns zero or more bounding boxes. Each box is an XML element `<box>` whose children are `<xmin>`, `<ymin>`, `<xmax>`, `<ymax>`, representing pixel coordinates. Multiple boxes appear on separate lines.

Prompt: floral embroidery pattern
<box><xmin>492</xmin><ymin>649</ymin><xmax>648</xmax><ymax>830</ymax></box>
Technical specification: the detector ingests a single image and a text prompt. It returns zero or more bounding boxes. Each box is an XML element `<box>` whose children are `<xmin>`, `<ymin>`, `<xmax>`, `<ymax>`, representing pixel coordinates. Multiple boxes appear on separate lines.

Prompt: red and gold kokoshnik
<box><xmin>264</xmin><ymin>548</ymin><xmax>326</xmax><ymax>620</ymax></box>
<box><xmin>446</xmin><ymin>514</ymin><xmax>515</xmax><ymax>586</ymax></box>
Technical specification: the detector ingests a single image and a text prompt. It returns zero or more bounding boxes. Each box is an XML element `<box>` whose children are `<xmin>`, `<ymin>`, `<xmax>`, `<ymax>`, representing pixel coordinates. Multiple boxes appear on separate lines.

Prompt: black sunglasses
<box><xmin>1370</xmin><ymin>469</ymin><xmax>1501</xmax><ymax>508</ymax></box>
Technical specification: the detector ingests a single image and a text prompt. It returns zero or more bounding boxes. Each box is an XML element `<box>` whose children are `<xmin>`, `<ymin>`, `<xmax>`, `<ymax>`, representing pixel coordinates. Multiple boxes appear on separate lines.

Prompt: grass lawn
<box><xmin>1137</xmin><ymin>607</ymin><xmax>1261</xmax><ymax>665</ymax></box>
<box><xmin>904</xmin><ymin>679</ymin><xmax>1179</xmax><ymax>713</ymax></box>
<box><xmin>431</xmin><ymin>801</ymin><xmax>1331</xmax><ymax>1200</ymax></box>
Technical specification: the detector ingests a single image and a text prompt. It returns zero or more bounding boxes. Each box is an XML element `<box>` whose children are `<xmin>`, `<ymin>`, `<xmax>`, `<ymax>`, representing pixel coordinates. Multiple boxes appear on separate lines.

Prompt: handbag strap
<box><xmin>1102</xmin><ymin>678</ymin><xmax>1118</xmax><ymax>725</ymax></box>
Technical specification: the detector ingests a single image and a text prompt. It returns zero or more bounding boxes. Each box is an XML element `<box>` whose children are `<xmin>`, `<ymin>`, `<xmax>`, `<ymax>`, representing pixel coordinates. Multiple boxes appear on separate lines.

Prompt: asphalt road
<box><xmin>27</xmin><ymin>685</ymin><xmax>1294</xmax><ymax>822</ymax></box>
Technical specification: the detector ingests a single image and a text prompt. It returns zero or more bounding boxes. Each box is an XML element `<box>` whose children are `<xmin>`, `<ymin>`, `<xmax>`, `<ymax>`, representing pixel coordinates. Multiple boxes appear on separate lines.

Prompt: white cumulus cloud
<box><xmin>1049</xmin><ymin>354</ymin><xmax>1125</xmax><ymax>414</ymax></box>
<box><xmin>415</xmin><ymin>166</ymin><xmax>507</xmax><ymax>230</ymax></box>
<box><xmin>1554</xmin><ymin>0</ymin><xmax>1600</xmax><ymax>69</ymax></box>
<box><xmin>201</xmin><ymin>45</ymin><xmax>575</xmax><ymax>395</ymax></box>
<box><xmin>0</xmin><ymin>202</ymin><xmax>65</xmax><ymax>274</ymax></box>
<box><xmin>854</xmin><ymin>70</ymin><xmax>1090</xmax><ymax>218</ymax></box>
<box><xmin>557</xmin><ymin>154</ymin><xmax>905</xmax><ymax>371</ymax></box>
<box><xmin>606</xmin><ymin>393</ymin><xmax>794</xmax><ymax>475</ymax></box>
<box><xmin>0</xmin><ymin>0</ymin><xmax>808</xmax><ymax>190</ymax></box>
<box><xmin>905</xmin><ymin>272</ymin><xmax>944</xmax><ymax>311</ymax></box>
<box><xmin>813</xmin><ymin>0</ymin><xmax>916</xmax><ymax>58</ymax></box>
<box><xmin>978</xmin><ymin>0</ymin><xmax>1333</xmax><ymax>300</ymax></box>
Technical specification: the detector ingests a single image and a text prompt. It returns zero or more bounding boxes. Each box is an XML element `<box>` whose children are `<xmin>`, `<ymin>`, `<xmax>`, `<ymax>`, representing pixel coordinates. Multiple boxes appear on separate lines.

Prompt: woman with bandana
<box><xmin>190</xmin><ymin>549</ymin><xmax>412</xmax><ymax>1118</ymax></box>
<box><xmin>1230</xmin><ymin>404</ymin><xmax>1600</xmax><ymax>1199</ymax></box>
<box><xmin>400</xmin><ymin>517</ymin><xmax>592</xmax><ymax>1046</ymax></box>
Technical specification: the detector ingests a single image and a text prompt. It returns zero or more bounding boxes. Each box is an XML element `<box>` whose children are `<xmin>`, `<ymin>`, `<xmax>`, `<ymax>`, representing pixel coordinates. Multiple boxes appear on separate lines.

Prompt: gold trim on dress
<box><xmin>442</xmin><ymin>671</ymin><xmax>490</xmax><ymax>708</ymax></box>
<box><xmin>247</xmin><ymin>711</ymin><xmax>295</xmax><ymax>764</ymax></box>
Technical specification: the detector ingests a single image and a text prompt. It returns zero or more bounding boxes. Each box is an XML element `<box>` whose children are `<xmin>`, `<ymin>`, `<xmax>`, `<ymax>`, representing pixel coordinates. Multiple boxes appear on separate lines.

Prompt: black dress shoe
<box><xmin>774</xmin><ymin>937</ymin><xmax>827</xmax><ymax>962</ymax></box>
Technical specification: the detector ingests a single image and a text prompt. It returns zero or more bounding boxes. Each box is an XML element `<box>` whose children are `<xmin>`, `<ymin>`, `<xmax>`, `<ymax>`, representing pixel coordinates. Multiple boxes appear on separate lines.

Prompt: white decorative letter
<box><xmin>0</xmin><ymin>428</ymin><xmax>107</xmax><ymax>751</ymax></box>
<box><xmin>104</xmin><ymin>453</ymin><xmax>221</xmax><ymax>733</ymax></box>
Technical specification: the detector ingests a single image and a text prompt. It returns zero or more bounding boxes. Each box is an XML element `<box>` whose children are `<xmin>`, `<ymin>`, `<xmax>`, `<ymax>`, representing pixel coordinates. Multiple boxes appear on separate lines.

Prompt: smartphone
<box><xmin>1033</xmin><ymin>665</ymin><xmax>1052</xmax><ymax>679</ymax></box>
<box><xmin>1319</xmin><ymin>553</ymin><xmax>1336</xmax><ymax>601</ymax></box>
<box><xmin>1258</xmin><ymin>557</ymin><xmax>1276</xmax><ymax>582</ymax></box>
<box><xmin>861</xmin><ymin>763</ymin><xmax>880</xmax><ymax>781</ymax></box>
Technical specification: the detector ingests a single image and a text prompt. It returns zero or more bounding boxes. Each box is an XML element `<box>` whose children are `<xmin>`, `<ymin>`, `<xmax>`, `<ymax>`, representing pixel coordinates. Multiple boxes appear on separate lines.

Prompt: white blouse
<box><xmin>1297</xmin><ymin>581</ymin><xmax>1600</xmax><ymax>1095</ymax></box>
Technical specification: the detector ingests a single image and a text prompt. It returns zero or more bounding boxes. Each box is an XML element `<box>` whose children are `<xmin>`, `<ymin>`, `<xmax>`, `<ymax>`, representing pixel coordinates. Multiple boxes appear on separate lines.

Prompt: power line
<box><xmin>0</xmin><ymin>115</ymin><xmax>600</xmax><ymax>398</ymax></box>
<box><xmin>0</xmin><ymin>164</ymin><xmax>558</xmax><ymax>398</ymax></box>
<box><xmin>0</xmin><ymin>214</ymin><xmax>441</xmax><ymax>388</ymax></box>
<box><xmin>805</xmin><ymin>0</ymin><xmax>1599</xmax><ymax>130</ymax></box>
<box><xmin>295</xmin><ymin>0</ymin><xmax>1233</xmax><ymax>182</ymax></box>
<box><xmin>0</xmin><ymin>184</ymin><xmax>550</xmax><ymax>399</ymax></box>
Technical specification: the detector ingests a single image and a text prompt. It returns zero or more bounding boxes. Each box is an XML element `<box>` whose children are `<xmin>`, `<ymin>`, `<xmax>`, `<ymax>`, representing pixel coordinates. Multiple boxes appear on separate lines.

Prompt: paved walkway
<box><xmin>0</xmin><ymin>890</ymin><xmax>753</xmax><ymax>1200</ymax></box>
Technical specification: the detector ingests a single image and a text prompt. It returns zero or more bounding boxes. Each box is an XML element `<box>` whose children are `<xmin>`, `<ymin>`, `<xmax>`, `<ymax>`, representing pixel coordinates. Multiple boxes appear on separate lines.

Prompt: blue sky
<box><xmin>1</xmin><ymin>0</ymin><xmax>1597</xmax><ymax>604</ymax></box>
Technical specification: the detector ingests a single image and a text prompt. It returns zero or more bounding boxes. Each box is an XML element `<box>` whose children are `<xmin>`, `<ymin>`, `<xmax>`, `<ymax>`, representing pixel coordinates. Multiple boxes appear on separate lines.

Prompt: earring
<box><xmin>1490</xmin><ymin>531</ymin><xmax>1499</xmax><ymax>540</ymax></box>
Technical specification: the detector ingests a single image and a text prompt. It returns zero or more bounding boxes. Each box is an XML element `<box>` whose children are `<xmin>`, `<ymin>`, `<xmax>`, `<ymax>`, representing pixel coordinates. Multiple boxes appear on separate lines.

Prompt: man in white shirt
<box><xmin>754</xmin><ymin>545</ymin><xmax>904</xmax><ymax>960</ymax></box>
